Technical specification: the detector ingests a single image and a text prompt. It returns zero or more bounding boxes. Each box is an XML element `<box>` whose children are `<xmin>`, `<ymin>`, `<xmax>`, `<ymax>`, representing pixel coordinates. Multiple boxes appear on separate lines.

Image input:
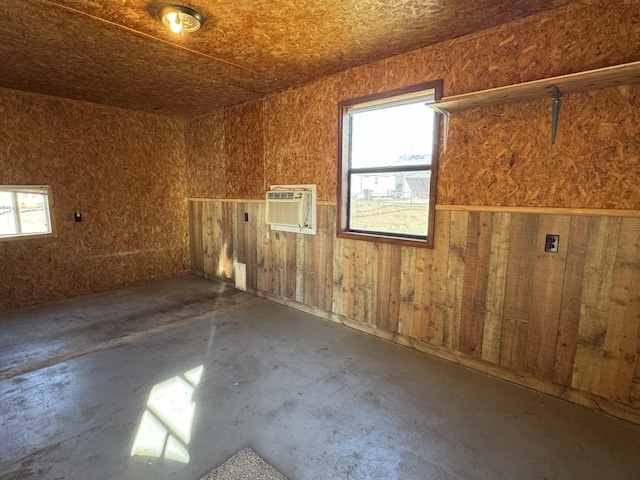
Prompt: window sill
<box><xmin>337</xmin><ymin>230</ymin><xmax>433</xmax><ymax>248</ymax></box>
<box><xmin>0</xmin><ymin>232</ymin><xmax>55</xmax><ymax>243</ymax></box>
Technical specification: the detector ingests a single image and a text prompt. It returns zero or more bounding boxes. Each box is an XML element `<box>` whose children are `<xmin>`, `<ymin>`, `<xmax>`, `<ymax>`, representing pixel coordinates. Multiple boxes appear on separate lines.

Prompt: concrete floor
<box><xmin>1</xmin><ymin>276</ymin><xmax>639</xmax><ymax>480</ymax></box>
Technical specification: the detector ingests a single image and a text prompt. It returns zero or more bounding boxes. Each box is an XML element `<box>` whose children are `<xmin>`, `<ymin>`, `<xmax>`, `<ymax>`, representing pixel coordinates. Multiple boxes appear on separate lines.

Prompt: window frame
<box><xmin>0</xmin><ymin>185</ymin><xmax>55</xmax><ymax>241</ymax></box>
<box><xmin>337</xmin><ymin>80</ymin><xmax>443</xmax><ymax>248</ymax></box>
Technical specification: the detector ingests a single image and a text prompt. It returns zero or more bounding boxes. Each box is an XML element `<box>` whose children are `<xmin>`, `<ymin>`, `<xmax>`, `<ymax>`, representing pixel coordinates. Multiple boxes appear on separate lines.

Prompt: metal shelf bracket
<box><xmin>432</xmin><ymin>106</ymin><xmax>451</xmax><ymax>153</ymax></box>
<box><xmin>551</xmin><ymin>85</ymin><xmax>562</xmax><ymax>144</ymax></box>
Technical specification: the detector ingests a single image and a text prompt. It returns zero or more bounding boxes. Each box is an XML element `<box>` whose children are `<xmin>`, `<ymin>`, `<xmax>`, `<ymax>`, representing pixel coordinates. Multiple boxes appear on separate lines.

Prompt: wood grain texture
<box><xmin>524</xmin><ymin>216</ymin><xmax>571</xmax><ymax>380</ymax></box>
<box><xmin>186</xmin><ymin>110</ymin><xmax>226</xmax><ymax>199</ymax></box>
<box><xmin>572</xmin><ymin>217</ymin><xmax>622</xmax><ymax>394</ymax></box>
<box><xmin>0</xmin><ymin>89</ymin><xmax>189</xmax><ymax>310</ymax></box>
<box><xmin>189</xmin><ymin>201</ymin><xmax>640</xmax><ymax>424</ymax></box>
<box><xmin>599</xmin><ymin>218</ymin><xmax>640</xmax><ymax>402</ymax></box>
<box><xmin>459</xmin><ymin>212</ymin><xmax>491</xmax><ymax>357</ymax></box>
<box><xmin>0</xmin><ymin>0</ymin><xmax>584</xmax><ymax>116</ymax></box>
<box><xmin>181</xmin><ymin>0</ymin><xmax>640</xmax><ymax>426</ymax></box>
<box><xmin>224</xmin><ymin>102</ymin><xmax>265</xmax><ymax>199</ymax></box>
<box><xmin>481</xmin><ymin>212</ymin><xmax>511</xmax><ymax>363</ymax></box>
<box><xmin>184</xmin><ymin>1</ymin><xmax>640</xmax><ymax>207</ymax></box>
<box><xmin>428</xmin><ymin>210</ymin><xmax>451</xmax><ymax>346</ymax></box>
<box><xmin>553</xmin><ymin>216</ymin><xmax>588</xmax><ymax>386</ymax></box>
<box><xmin>439</xmin><ymin>86</ymin><xmax>640</xmax><ymax>209</ymax></box>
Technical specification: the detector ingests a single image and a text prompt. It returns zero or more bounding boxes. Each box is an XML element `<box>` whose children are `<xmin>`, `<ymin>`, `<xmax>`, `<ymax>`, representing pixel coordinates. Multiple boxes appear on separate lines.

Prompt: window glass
<box><xmin>0</xmin><ymin>186</ymin><xmax>52</xmax><ymax>238</ymax></box>
<box><xmin>0</xmin><ymin>191</ymin><xmax>17</xmax><ymax>235</ymax></box>
<box><xmin>350</xmin><ymin>102</ymin><xmax>434</xmax><ymax>169</ymax></box>
<box><xmin>349</xmin><ymin>171</ymin><xmax>431</xmax><ymax>237</ymax></box>
<box><xmin>338</xmin><ymin>81</ymin><xmax>442</xmax><ymax>247</ymax></box>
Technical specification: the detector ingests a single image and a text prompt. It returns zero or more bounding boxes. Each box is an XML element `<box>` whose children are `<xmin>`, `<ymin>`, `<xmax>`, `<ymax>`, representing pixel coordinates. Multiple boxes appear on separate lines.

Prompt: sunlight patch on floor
<box><xmin>130</xmin><ymin>365</ymin><xmax>204</xmax><ymax>464</ymax></box>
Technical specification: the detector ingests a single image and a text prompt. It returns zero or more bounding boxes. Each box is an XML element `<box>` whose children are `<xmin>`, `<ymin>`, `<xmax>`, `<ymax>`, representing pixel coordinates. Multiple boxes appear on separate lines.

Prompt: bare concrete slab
<box><xmin>1</xmin><ymin>275</ymin><xmax>639</xmax><ymax>479</ymax></box>
<box><xmin>0</xmin><ymin>275</ymin><xmax>258</xmax><ymax>379</ymax></box>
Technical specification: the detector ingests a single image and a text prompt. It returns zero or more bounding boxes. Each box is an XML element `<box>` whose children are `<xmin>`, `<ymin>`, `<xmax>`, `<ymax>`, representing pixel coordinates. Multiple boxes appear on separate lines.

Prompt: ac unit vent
<box><xmin>266</xmin><ymin>191</ymin><xmax>302</xmax><ymax>201</ymax></box>
<box><xmin>265</xmin><ymin>185</ymin><xmax>317</xmax><ymax>235</ymax></box>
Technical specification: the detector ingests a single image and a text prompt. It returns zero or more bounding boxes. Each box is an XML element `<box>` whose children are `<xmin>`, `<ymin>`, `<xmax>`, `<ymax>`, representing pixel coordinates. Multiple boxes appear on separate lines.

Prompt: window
<box><xmin>0</xmin><ymin>185</ymin><xmax>53</xmax><ymax>239</ymax></box>
<box><xmin>338</xmin><ymin>81</ymin><xmax>442</xmax><ymax>247</ymax></box>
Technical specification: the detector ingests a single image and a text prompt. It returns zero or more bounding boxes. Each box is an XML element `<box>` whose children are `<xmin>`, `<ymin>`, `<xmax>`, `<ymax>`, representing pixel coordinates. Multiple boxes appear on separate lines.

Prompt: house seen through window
<box><xmin>0</xmin><ymin>185</ymin><xmax>52</xmax><ymax>238</ymax></box>
<box><xmin>338</xmin><ymin>81</ymin><xmax>442</xmax><ymax>247</ymax></box>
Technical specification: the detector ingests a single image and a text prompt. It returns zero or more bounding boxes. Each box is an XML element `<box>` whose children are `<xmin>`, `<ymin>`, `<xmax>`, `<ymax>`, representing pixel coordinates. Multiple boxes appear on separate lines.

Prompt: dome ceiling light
<box><xmin>160</xmin><ymin>5</ymin><xmax>204</xmax><ymax>34</ymax></box>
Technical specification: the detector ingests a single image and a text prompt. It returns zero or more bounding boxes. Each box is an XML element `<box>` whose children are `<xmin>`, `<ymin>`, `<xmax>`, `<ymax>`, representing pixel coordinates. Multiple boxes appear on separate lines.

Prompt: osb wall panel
<box><xmin>187</xmin><ymin>0</ymin><xmax>640</xmax><ymax>209</ymax></box>
<box><xmin>186</xmin><ymin>110</ymin><xmax>226</xmax><ymax>198</ymax></box>
<box><xmin>263</xmin><ymin>78</ymin><xmax>341</xmax><ymax>201</ymax></box>
<box><xmin>190</xmin><ymin>200</ymin><xmax>640</xmax><ymax>424</ymax></box>
<box><xmin>187</xmin><ymin>102</ymin><xmax>265</xmax><ymax>199</ymax></box>
<box><xmin>439</xmin><ymin>85</ymin><xmax>640</xmax><ymax>208</ymax></box>
<box><xmin>224</xmin><ymin>102</ymin><xmax>265</xmax><ymax>199</ymax></box>
<box><xmin>0</xmin><ymin>88</ymin><xmax>189</xmax><ymax>310</ymax></box>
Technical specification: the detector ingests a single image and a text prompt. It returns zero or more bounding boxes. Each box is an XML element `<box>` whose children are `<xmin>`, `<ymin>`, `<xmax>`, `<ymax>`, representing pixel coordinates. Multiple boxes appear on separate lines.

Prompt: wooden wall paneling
<box><xmin>481</xmin><ymin>212</ymin><xmax>511</xmax><ymax>364</ymax></box>
<box><xmin>364</xmin><ymin>242</ymin><xmax>379</xmax><ymax>326</ymax></box>
<box><xmin>309</xmin><ymin>205</ymin><xmax>334</xmax><ymax>311</ymax></box>
<box><xmin>187</xmin><ymin>202</ymin><xmax>640</xmax><ymax>423</ymax></box>
<box><xmin>235</xmin><ymin>202</ymin><xmax>245</xmax><ymax>269</ymax></box>
<box><xmin>633</xmin><ymin>360</ymin><xmax>640</xmax><ymax>409</ymax></box>
<box><xmin>233</xmin><ymin>201</ymin><xmax>258</xmax><ymax>290</ymax></box>
<box><xmin>221</xmin><ymin>202</ymin><xmax>235</xmax><ymax>279</ymax></box>
<box><xmin>428</xmin><ymin>210</ymin><xmax>451</xmax><ymax>346</ymax></box>
<box><xmin>341</xmin><ymin>239</ymin><xmax>357</xmax><ymax>320</ymax></box>
<box><xmin>189</xmin><ymin>201</ymin><xmax>204</xmax><ymax>274</ymax></box>
<box><xmin>499</xmin><ymin>213</ymin><xmax>538</xmax><ymax>370</ymax></box>
<box><xmin>572</xmin><ymin>216</ymin><xmax>622</xmax><ymax>394</ymax></box>
<box><xmin>295</xmin><ymin>232</ymin><xmax>305</xmax><ymax>303</ymax></box>
<box><xmin>352</xmin><ymin>240</ymin><xmax>368</xmax><ymax>324</ymax></box>
<box><xmin>306</xmin><ymin>230</ymin><xmax>320</xmax><ymax>307</ymax></box>
<box><xmin>246</xmin><ymin>202</ymin><xmax>259</xmax><ymax>290</ymax></box>
<box><xmin>352</xmin><ymin>241</ymin><xmax>377</xmax><ymax>325</ymax></box>
<box><xmin>444</xmin><ymin>211</ymin><xmax>468</xmax><ymax>352</ymax></box>
<box><xmin>323</xmin><ymin>206</ymin><xmax>336</xmax><ymax>309</ymax></box>
<box><xmin>331</xmin><ymin>233</ymin><xmax>344</xmax><ymax>317</ymax></box>
<box><xmin>202</xmin><ymin>201</ymin><xmax>218</xmax><ymax>278</ymax></box>
<box><xmin>373</xmin><ymin>242</ymin><xmax>402</xmax><ymax>333</ymax></box>
<box><xmin>412</xmin><ymin>247</ymin><xmax>433</xmax><ymax>341</ymax></box>
<box><xmin>389</xmin><ymin>245</ymin><xmax>404</xmax><ymax>334</ymax></box>
<box><xmin>598</xmin><ymin>218</ymin><xmax>640</xmax><ymax>402</ymax></box>
<box><xmin>256</xmin><ymin>204</ymin><xmax>269</xmax><ymax>293</ymax></box>
<box><xmin>375</xmin><ymin>243</ymin><xmax>393</xmax><ymax>331</ymax></box>
<box><xmin>263</xmin><ymin>226</ymin><xmax>275</xmax><ymax>295</ymax></box>
<box><xmin>524</xmin><ymin>215</ymin><xmax>571</xmax><ymax>380</ymax></box>
<box><xmin>302</xmin><ymin>230</ymin><xmax>314</xmax><ymax>306</ymax></box>
<box><xmin>398</xmin><ymin>247</ymin><xmax>417</xmax><ymax>338</ymax></box>
<box><xmin>459</xmin><ymin>212</ymin><xmax>492</xmax><ymax>357</ymax></box>
<box><xmin>285</xmin><ymin>232</ymin><xmax>297</xmax><ymax>300</ymax></box>
<box><xmin>264</xmin><ymin>226</ymin><xmax>274</xmax><ymax>294</ymax></box>
<box><xmin>302</xmin><ymin>214</ymin><xmax>316</xmax><ymax>307</ymax></box>
<box><xmin>271</xmin><ymin>230</ymin><xmax>287</xmax><ymax>297</ymax></box>
<box><xmin>553</xmin><ymin>215</ymin><xmax>589</xmax><ymax>386</ymax></box>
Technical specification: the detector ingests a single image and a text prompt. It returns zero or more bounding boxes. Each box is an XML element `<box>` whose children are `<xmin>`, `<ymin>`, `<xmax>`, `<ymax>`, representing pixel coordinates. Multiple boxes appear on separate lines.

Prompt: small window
<box><xmin>0</xmin><ymin>185</ymin><xmax>53</xmax><ymax>239</ymax></box>
<box><xmin>338</xmin><ymin>81</ymin><xmax>442</xmax><ymax>247</ymax></box>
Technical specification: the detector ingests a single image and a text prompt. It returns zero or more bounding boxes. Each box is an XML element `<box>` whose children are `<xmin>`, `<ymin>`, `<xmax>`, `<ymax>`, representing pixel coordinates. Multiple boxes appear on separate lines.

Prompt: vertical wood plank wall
<box><xmin>189</xmin><ymin>201</ymin><xmax>640</xmax><ymax>424</ymax></box>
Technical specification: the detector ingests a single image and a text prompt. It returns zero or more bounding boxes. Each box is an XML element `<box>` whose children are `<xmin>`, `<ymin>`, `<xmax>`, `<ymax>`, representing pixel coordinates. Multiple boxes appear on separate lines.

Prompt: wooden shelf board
<box><xmin>432</xmin><ymin>61</ymin><xmax>640</xmax><ymax>112</ymax></box>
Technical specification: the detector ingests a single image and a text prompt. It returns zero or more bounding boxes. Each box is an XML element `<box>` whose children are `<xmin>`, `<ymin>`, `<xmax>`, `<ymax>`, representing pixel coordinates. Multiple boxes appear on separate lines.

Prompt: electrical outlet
<box><xmin>545</xmin><ymin>234</ymin><xmax>559</xmax><ymax>253</ymax></box>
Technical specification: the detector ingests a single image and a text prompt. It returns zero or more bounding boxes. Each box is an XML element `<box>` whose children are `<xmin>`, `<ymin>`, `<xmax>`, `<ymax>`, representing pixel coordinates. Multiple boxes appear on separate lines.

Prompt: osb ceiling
<box><xmin>0</xmin><ymin>0</ymin><xmax>578</xmax><ymax>117</ymax></box>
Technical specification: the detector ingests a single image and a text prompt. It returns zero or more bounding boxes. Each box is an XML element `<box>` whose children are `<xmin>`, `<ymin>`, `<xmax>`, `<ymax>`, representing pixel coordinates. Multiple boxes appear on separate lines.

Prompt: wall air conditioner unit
<box><xmin>266</xmin><ymin>184</ymin><xmax>316</xmax><ymax>235</ymax></box>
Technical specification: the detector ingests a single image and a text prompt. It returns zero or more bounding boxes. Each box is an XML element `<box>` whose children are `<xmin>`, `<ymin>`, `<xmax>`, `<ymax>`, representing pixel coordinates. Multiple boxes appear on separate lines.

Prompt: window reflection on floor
<box><xmin>130</xmin><ymin>365</ymin><xmax>204</xmax><ymax>464</ymax></box>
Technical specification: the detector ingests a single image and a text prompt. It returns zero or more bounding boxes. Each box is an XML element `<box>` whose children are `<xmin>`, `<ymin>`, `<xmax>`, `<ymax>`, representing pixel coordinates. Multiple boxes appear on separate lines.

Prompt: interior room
<box><xmin>1</xmin><ymin>0</ymin><xmax>639</xmax><ymax>479</ymax></box>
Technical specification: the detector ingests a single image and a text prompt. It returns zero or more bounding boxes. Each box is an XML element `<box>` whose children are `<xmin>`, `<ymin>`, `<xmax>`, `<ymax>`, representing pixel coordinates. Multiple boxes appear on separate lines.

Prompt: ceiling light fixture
<box><xmin>160</xmin><ymin>5</ymin><xmax>204</xmax><ymax>34</ymax></box>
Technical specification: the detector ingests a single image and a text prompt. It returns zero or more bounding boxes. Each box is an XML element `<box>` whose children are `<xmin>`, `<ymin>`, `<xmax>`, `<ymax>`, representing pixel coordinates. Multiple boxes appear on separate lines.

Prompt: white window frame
<box><xmin>0</xmin><ymin>185</ymin><xmax>54</xmax><ymax>240</ymax></box>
